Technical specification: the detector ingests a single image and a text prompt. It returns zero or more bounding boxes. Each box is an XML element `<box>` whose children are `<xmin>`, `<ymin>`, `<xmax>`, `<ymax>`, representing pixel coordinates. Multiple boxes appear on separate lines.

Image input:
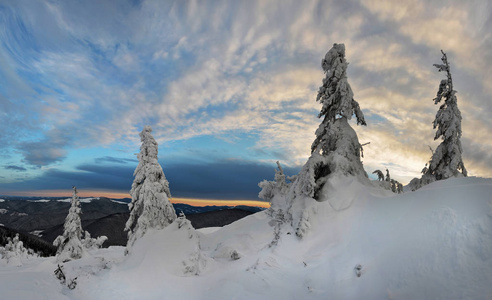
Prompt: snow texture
<box><xmin>57</xmin><ymin>198</ymin><xmax>99</xmax><ymax>203</ymax></box>
<box><xmin>125</xmin><ymin>126</ymin><xmax>176</xmax><ymax>253</ymax></box>
<box><xmin>1</xmin><ymin>177</ymin><xmax>491</xmax><ymax>299</ymax></box>
<box><xmin>53</xmin><ymin>187</ymin><xmax>84</xmax><ymax>262</ymax></box>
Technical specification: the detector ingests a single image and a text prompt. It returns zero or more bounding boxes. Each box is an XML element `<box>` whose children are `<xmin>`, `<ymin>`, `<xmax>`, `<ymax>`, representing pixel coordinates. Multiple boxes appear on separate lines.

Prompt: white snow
<box><xmin>30</xmin><ymin>230</ymin><xmax>44</xmax><ymax>237</ymax></box>
<box><xmin>57</xmin><ymin>198</ymin><xmax>99</xmax><ymax>203</ymax></box>
<box><xmin>10</xmin><ymin>212</ymin><xmax>28</xmax><ymax>216</ymax></box>
<box><xmin>110</xmin><ymin>200</ymin><xmax>127</xmax><ymax>205</ymax></box>
<box><xmin>0</xmin><ymin>199</ymin><xmax>5</xmax><ymax>202</ymax></box>
<box><xmin>197</xmin><ymin>227</ymin><xmax>221</xmax><ymax>234</ymax></box>
<box><xmin>27</xmin><ymin>199</ymin><xmax>52</xmax><ymax>203</ymax></box>
<box><xmin>0</xmin><ymin>209</ymin><xmax>8</xmax><ymax>214</ymax></box>
<box><xmin>0</xmin><ymin>177</ymin><xmax>491</xmax><ymax>299</ymax></box>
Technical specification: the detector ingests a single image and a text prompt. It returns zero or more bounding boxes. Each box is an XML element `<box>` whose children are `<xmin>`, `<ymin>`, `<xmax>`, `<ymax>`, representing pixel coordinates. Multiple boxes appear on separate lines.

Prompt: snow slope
<box><xmin>1</xmin><ymin>177</ymin><xmax>491</xmax><ymax>299</ymax></box>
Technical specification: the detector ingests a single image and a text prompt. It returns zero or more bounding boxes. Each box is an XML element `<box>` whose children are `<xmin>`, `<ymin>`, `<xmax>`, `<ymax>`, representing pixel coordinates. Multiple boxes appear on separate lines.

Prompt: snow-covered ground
<box><xmin>57</xmin><ymin>198</ymin><xmax>100</xmax><ymax>203</ymax></box>
<box><xmin>27</xmin><ymin>199</ymin><xmax>52</xmax><ymax>203</ymax></box>
<box><xmin>1</xmin><ymin>177</ymin><xmax>491</xmax><ymax>299</ymax></box>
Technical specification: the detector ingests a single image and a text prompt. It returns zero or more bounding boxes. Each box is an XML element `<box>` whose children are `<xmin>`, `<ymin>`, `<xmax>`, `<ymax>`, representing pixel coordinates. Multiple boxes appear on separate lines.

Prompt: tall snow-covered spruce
<box><xmin>260</xmin><ymin>44</ymin><xmax>369</xmax><ymax>240</ymax></box>
<box><xmin>427</xmin><ymin>50</ymin><xmax>467</xmax><ymax>179</ymax></box>
<box><xmin>295</xmin><ymin>43</ymin><xmax>367</xmax><ymax>200</ymax></box>
<box><xmin>53</xmin><ymin>186</ymin><xmax>84</xmax><ymax>262</ymax></box>
<box><xmin>125</xmin><ymin>126</ymin><xmax>176</xmax><ymax>253</ymax></box>
<box><xmin>410</xmin><ymin>51</ymin><xmax>467</xmax><ymax>191</ymax></box>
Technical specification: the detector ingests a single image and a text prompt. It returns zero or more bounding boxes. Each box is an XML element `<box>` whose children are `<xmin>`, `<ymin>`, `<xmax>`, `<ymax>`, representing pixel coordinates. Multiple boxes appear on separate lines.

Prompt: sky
<box><xmin>0</xmin><ymin>0</ymin><xmax>491</xmax><ymax>201</ymax></box>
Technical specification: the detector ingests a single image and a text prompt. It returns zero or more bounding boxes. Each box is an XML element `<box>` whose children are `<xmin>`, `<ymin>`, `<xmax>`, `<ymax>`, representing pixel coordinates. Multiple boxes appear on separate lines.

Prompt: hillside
<box><xmin>0</xmin><ymin>177</ymin><xmax>491</xmax><ymax>299</ymax></box>
<box><xmin>40</xmin><ymin>208</ymin><xmax>258</xmax><ymax>247</ymax></box>
<box><xmin>0</xmin><ymin>198</ymin><xmax>263</xmax><ymax>247</ymax></box>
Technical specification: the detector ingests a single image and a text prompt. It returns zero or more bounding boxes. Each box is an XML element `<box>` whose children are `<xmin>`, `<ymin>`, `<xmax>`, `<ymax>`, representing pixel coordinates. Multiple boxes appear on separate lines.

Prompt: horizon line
<box><xmin>0</xmin><ymin>190</ymin><xmax>270</xmax><ymax>208</ymax></box>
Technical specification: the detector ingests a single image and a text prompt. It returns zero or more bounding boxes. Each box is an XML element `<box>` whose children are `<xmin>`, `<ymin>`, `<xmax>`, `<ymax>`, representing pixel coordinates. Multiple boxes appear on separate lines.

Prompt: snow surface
<box><xmin>110</xmin><ymin>200</ymin><xmax>127</xmax><ymax>205</ymax></box>
<box><xmin>30</xmin><ymin>230</ymin><xmax>44</xmax><ymax>237</ymax></box>
<box><xmin>27</xmin><ymin>199</ymin><xmax>52</xmax><ymax>203</ymax></box>
<box><xmin>197</xmin><ymin>227</ymin><xmax>221</xmax><ymax>234</ymax></box>
<box><xmin>1</xmin><ymin>177</ymin><xmax>491</xmax><ymax>299</ymax></box>
<box><xmin>57</xmin><ymin>198</ymin><xmax>99</xmax><ymax>203</ymax></box>
<box><xmin>0</xmin><ymin>199</ymin><xmax>5</xmax><ymax>202</ymax></box>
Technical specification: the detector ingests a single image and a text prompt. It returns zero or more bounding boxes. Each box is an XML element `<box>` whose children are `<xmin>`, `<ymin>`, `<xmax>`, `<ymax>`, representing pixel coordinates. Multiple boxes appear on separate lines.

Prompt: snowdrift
<box><xmin>1</xmin><ymin>177</ymin><xmax>491</xmax><ymax>299</ymax></box>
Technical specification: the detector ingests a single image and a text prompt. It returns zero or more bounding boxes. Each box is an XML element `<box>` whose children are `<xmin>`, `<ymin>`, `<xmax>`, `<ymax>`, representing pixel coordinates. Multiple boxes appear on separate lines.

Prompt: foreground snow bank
<box><xmin>1</xmin><ymin>177</ymin><xmax>491</xmax><ymax>299</ymax></box>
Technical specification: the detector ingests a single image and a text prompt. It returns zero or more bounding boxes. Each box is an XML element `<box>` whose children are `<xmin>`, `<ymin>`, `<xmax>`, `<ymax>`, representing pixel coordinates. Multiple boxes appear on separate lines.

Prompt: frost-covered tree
<box><xmin>258</xmin><ymin>161</ymin><xmax>290</xmax><ymax>204</ymax></box>
<box><xmin>426</xmin><ymin>50</ymin><xmax>467</xmax><ymax>180</ymax></box>
<box><xmin>296</xmin><ymin>43</ymin><xmax>368</xmax><ymax>200</ymax></box>
<box><xmin>372</xmin><ymin>170</ymin><xmax>384</xmax><ymax>181</ymax></box>
<box><xmin>53</xmin><ymin>186</ymin><xmax>84</xmax><ymax>262</ymax></box>
<box><xmin>125</xmin><ymin>126</ymin><xmax>176</xmax><ymax>252</ymax></box>
<box><xmin>0</xmin><ymin>233</ymin><xmax>35</xmax><ymax>266</ymax></box>
<box><xmin>410</xmin><ymin>51</ymin><xmax>467</xmax><ymax>191</ymax></box>
<box><xmin>81</xmin><ymin>231</ymin><xmax>107</xmax><ymax>250</ymax></box>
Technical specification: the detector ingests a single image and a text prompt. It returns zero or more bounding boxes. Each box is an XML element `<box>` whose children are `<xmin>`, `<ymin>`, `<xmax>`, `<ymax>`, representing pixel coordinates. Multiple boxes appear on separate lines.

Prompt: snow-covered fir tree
<box><xmin>258</xmin><ymin>161</ymin><xmax>290</xmax><ymax>205</ymax></box>
<box><xmin>125</xmin><ymin>126</ymin><xmax>176</xmax><ymax>253</ymax></box>
<box><xmin>410</xmin><ymin>51</ymin><xmax>467</xmax><ymax>191</ymax></box>
<box><xmin>296</xmin><ymin>43</ymin><xmax>368</xmax><ymax>200</ymax></box>
<box><xmin>53</xmin><ymin>186</ymin><xmax>84</xmax><ymax>262</ymax></box>
<box><xmin>427</xmin><ymin>50</ymin><xmax>467</xmax><ymax>179</ymax></box>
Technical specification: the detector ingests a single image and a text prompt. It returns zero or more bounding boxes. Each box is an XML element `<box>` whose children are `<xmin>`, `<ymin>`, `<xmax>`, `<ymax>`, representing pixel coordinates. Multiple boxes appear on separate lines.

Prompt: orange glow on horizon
<box><xmin>2</xmin><ymin>190</ymin><xmax>270</xmax><ymax>208</ymax></box>
<box><xmin>170</xmin><ymin>198</ymin><xmax>270</xmax><ymax>208</ymax></box>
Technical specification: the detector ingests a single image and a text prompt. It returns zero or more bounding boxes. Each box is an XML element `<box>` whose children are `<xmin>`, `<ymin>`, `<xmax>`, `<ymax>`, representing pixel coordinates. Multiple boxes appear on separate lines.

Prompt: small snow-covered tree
<box><xmin>81</xmin><ymin>231</ymin><xmax>107</xmax><ymax>250</ymax></box>
<box><xmin>385</xmin><ymin>168</ymin><xmax>391</xmax><ymax>182</ymax></box>
<box><xmin>411</xmin><ymin>51</ymin><xmax>467</xmax><ymax>191</ymax></box>
<box><xmin>426</xmin><ymin>50</ymin><xmax>467</xmax><ymax>180</ymax></box>
<box><xmin>125</xmin><ymin>126</ymin><xmax>176</xmax><ymax>253</ymax></box>
<box><xmin>258</xmin><ymin>161</ymin><xmax>290</xmax><ymax>204</ymax></box>
<box><xmin>53</xmin><ymin>186</ymin><xmax>84</xmax><ymax>262</ymax></box>
<box><xmin>0</xmin><ymin>233</ymin><xmax>34</xmax><ymax>266</ymax></box>
<box><xmin>296</xmin><ymin>43</ymin><xmax>368</xmax><ymax>200</ymax></box>
<box><xmin>372</xmin><ymin>170</ymin><xmax>384</xmax><ymax>181</ymax></box>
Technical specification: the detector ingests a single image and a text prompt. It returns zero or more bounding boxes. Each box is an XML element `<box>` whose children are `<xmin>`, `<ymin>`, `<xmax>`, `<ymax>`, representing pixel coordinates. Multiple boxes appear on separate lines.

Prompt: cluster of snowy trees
<box><xmin>372</xmin><ymin>169</ymin><xmax>403</xmax><ymax>193</ymax></box>
<box><xmin>48</xmin><ymin>44</ymin><xmax>468</xmax><ymax>279</ymax></box>
<box><xmin>0</xmin><ymin>233</ymin><xmax>37</xmax><ymax>266</ymax></box>
<box><xmin>258</xmin><ymin>44</ymin><xmax>467</xmax><ymax>240</ymax></box>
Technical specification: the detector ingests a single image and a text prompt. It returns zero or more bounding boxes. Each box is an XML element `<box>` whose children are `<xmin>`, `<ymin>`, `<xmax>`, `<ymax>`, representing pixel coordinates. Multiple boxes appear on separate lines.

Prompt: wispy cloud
<box><xmin>0</xmin><ymin>0</ymin><xmax>490</xmax><ymax>194</ymax></box>
<box><xmin>94</xmin><ymin>156</ymin><xmax>137</xmax><ymax>165</ymax></box>
<box><xmin>4</xmin><ymin>165</ymin><xmax>27</xmax><ymax>172</ymax></box>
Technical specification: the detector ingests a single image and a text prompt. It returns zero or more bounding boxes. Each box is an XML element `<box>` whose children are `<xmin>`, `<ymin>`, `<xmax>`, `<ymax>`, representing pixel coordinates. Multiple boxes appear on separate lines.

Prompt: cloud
<box><xmin>0</xmin><ymin>159</ymin><xmax>300</xmax><ymax>200</ymax></box>
<box><xmin>4</xmin><ymin>165</ymin><xmax>27</xmax><ymax>172</ymax></box>
<box><xmin>94</xmin><ymin>156</ymin><xmax>137</xmax><ymax>164</ymax></box>
<box><xmin>0</xmin><ymin>0</ymin><xmax>491</xmax><ymax>187</ymax></box>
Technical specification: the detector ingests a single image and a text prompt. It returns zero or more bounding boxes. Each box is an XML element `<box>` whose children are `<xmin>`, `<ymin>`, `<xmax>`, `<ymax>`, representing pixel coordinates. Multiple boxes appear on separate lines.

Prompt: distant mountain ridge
<box><xmin>0</xmin><ymin>197</ymin><xmax>265</xmax><ymax>247</ymax></box>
